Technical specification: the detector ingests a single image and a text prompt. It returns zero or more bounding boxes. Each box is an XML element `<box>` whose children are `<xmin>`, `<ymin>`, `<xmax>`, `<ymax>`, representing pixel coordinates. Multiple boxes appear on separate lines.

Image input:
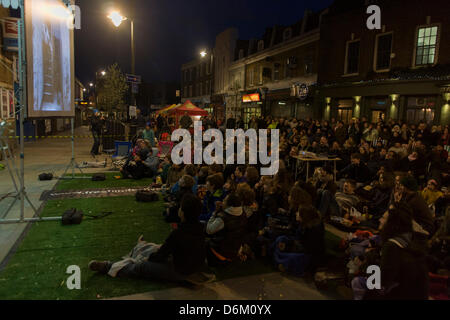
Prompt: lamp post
<box><xmin>200</xmin><ymin>50</ymin><xmax>214</xmax><ymax>117</ymax></box>
<box><xmin>108</xmin><ymin>11</ymin><xmax>136</xmax><ymax>107</ymax></box>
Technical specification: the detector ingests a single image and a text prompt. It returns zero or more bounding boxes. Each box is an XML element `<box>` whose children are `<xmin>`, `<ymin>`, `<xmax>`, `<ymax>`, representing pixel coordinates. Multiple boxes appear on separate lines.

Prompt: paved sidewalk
<box><xmin>109</xmin><ymin>273</ymin><xmax>333</xmax><ymax>300</ymax></box>
<box><xmin>0</xmin><ymin>126</ymin><xmax>108</xmax><ymax>265</ymax></box>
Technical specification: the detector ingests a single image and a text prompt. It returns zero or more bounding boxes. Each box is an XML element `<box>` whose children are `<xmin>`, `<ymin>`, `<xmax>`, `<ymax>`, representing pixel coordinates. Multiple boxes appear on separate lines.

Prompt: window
<box><xmin>304</xmin><ymin>56</ymin><xmax>313</xmax><ymax>75</ymax></box>
<box><xmin>258</xmin><ymin>40</ymin><xmax>264</xmax><ymax>51</ymax></box>
<box><xmin>259</xmin><ymin>66</ymin><xmax>263</xmax><ymax>84</ymax></box>
<box><xmin>337</xmin><ymin>99</ymin><xmax>354</xmax><ymax>124</ymax></box>
<box><xmin>239</xmin><ymin>49</ymin><xmax>244</xmax><ymax>60</ymax></box>
<box><xmin>273</xmin><ymin>63</ymin><xmax>281</xmax><ymax>81</ymax></box>
<box><xmin>283</xmin><ymin>28</ymin><xmax>292</xmax><ymax>41</ymax></box>
<box><xmin>406</xmin><ymin>96</ymin><xmax>436</xmax><ymax>124</ymax></box>
<box><xmin>375</xmin><ymin>33</ymin><xmax>393</xmax><ymax>70</ymax></box>
<box><xmin>249</xmin><ymin>68</ymin><xmax>254</xmax><ymax>86</ymax></box>
<box><xmin>415</xmin><ymin>26</ymin><xmax>439</xmax><ymax>66</ymax></box>
<box><xmin>345</xmin><ymin>40</ymin><xmax>360</xmax><ymax>74</ymax></box>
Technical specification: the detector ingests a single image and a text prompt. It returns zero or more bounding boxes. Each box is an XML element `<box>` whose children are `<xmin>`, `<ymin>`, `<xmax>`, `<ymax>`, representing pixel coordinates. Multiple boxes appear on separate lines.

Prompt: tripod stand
<box><xmin>59</xmin><ymin>118</ymin><xmax>91</xmax><ymax>180</ymax></box>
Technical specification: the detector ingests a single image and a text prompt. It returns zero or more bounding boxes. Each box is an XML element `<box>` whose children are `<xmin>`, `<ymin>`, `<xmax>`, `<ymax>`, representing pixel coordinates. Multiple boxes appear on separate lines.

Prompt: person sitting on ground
<box><xmin>88</xmin><ymin>194</ymin><xmax>210</xmax><ymax>286</ymax></box>
<box><xmin>420</xmin><ymin>179</ymin><xmax>443</xmax><ymax>207</ymax></box>
<box><xmin>205</xmin><ymin>193</ymin><xmax>247</xmax><ymax>266</ymax></box>
<box><xmin>164</xmin><ymin>175</ymin><xmax>196</xmax><ymax>223</ymax></box>
<box><xmin>236</xmin><ymin>183</ymin><xmax>259</xmax><ymax>261</ymax></box>
<box><xmin>394</xmin><ymin>175</ymin><xmax>435</xmax><ymax>246</ymax></box>
<box><xmin>170</xmin><ymin>164</ymin><xmax>198</xmax><ymax>195</ymax></box>
<box><xmin>120</xmin><ymin>149</ymin><xmax>148</xmax><ymax>180</ymax></box>
<box><xmin>364</xmin><ymin>204</ymin><xmax>429</xmax><ymax>300</ymax></box>
<box><xmin>338</xmin><ymin>153</ymin><xmax>372</xmax><ymax>185</ymax></box>
<box><xmin>197</xmin><ymin>166</ymin><xmax>209</xmax><ymax>185</ymax></box>
<box><xmin>143</xmin><ymin>147</ymin><xmax>160</xmax><ymax>178</ymax></box>
<box><xmin>334</xmin><ymin>180</ymin><xmax>361</xmax><ymax>217</ymax></box>
<box><xmin>233</xmin><ymin>165</ymin><xmax>247</xmax><ymax>184</ymax></box>
<box><xmin>200</xmin><ymin>173</ymin><xmax>226</xmax><ymax>223</ymax></box>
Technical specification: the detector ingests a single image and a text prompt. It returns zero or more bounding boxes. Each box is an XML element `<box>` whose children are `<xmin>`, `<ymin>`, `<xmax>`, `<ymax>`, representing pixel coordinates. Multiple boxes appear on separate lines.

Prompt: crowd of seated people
<box><xmin>90</xmin><ymin>116</ymin><xmax>450</xmax><ymax>300</ymax></box>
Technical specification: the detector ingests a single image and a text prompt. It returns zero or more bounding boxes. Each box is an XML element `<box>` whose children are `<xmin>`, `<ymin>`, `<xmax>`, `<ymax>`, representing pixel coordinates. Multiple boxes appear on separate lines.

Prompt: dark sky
<box><xmin>75</xmin><ymin>0</ymin><xmax>333</xmax><ymax>86</ymax></box>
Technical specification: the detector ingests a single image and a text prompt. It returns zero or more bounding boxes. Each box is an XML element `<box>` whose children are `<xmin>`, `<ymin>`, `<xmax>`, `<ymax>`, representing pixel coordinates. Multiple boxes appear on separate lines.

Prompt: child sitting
<box><xmin>164</xmin><ymin>175</ymin><xmax>195</xmax><ymax>223</ymax></box>
<box><xmin>200</xmin><ymin>173</ymin><xmax>226</xmax><ymax>223</ymax></box>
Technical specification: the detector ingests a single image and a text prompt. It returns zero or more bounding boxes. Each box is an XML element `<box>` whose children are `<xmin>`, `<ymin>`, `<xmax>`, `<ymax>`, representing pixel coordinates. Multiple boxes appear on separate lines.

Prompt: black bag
<box><xmin>136</xmin><ymin>190</ymin><xmax>159</xmax><ymax>202</ymax></box>
<box><xmin>62</xmin><ymin>208</ymin><xmax>84</xmax><ymax>225</ymax></box>
<box><xmin>92</xmin><ymin>173</ymin><xmax>106</xmax><ymax>181</ymax></box>
<box><xmin>39</xmin><ymin>173</ymin><xmax>53</xmax><ymax>181</ymax></box>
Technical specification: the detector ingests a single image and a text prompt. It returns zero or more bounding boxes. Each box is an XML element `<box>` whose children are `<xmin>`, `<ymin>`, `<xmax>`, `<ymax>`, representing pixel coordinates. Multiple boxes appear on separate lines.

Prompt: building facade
<box><xmin>181</xmin><ymin>53</ymin><xmax>214</xmax><ymax>109</ymax></box>
<box><xmin>226</xmin><ymin>9</ymin><xmax>327</xmax><ymax>125</ymax></box>
<box><xmin>317</xmin><ymin>0</ymin><xmax>450</xmax><ymax>125</ymax></box>
<box><xmin>211</xmin><ymin>28</ymin><xmax>239</xmax><ymax>121</ymax></box>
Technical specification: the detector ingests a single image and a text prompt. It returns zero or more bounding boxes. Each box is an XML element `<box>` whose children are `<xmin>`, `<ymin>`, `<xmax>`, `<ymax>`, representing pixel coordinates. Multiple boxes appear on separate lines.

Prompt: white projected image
<box><xmin>26</xmin><ymin>0</ymin><xmax>74</xmax><ymax>117</ymax></box>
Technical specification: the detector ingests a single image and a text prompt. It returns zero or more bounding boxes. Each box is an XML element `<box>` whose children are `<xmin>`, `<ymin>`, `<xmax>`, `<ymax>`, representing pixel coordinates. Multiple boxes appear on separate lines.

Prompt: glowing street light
<box><xmin>200</xmin><ymin>51</ymin><xmax>207</xmax><ymax>58</ymax></box>
<box><xmin>89</xmin><ymin>83</ymin><xmax>94</xmax><ymax>87</ymax></box>
<box><xmin>101</xmin><ymin>71</ymin><xmax>106</xmax><ymax>76</ymax></box>
<box><xmin>107</xmin><ymin>9</ymin><xmax>136</xmax><ymax>107</ymax></box>
<box><xmin>108</xmin><ymin>11</ymin><xmax>127</xmax><ymax>27</ymax></box>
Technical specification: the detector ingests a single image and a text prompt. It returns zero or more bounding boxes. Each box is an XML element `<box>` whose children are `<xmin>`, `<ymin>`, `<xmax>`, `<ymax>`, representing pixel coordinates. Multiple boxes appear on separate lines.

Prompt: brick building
<box><xmin>181</xmin><ymin>53</ymin><xmax>214</xmax><ymax>109</ymax></box>
<box><xmin>226</xmin><ymin>9</ymin><xmax>327</xmax><ymax>125</ymax></box>
<box><xmin>317</xmin><ymin>0</ymin><xmax>450</xmax><ymax>125</ymax></box>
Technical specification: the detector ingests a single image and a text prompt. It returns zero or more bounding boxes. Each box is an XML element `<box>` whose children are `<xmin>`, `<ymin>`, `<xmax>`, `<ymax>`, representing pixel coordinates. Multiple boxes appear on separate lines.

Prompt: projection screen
<box><xmin>25</xmin><ymin>0</ymin><xmax>75</xmax><ymax>118</ymax></box>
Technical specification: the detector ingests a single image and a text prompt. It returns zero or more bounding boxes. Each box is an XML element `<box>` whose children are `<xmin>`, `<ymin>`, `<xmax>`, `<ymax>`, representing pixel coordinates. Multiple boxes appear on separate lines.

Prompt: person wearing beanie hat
<box><xmin>421</xmin><ymin>179</ymin><xmax>443</xmax><ymax>206</ymax></box>
<box><xmin>120</xmin><ymin>148</ymin><xmax>149</xmax><ymax>180</ymax></box>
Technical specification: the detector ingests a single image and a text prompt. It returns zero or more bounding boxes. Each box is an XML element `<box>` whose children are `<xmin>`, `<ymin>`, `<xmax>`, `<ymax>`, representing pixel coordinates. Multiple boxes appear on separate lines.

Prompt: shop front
<box><xmin>319</xmin><ymin>79</ymin><xmax>450</xmax><ymax>125</ymax></box>
<box><xmin>242</xmin><ymin>93</ymin><xmax>263</xmax><ymax>126</ymax></box>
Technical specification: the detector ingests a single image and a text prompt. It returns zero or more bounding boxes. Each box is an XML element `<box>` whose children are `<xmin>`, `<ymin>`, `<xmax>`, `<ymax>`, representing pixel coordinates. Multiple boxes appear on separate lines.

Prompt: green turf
<box><xmin>56</xmin><ymin>172</ymin><xmax>154</xmax><ymax>191</ymax></box>
<box><xmin>0</xmin><ymin>174</ymin><xmax>344</xmax><ymax>300</ymax></box>
<box><xmin>0</xmin><ymin>196</ymin><xmax>174</xmax><ymax>300</ymax></box>
<box><xmin>0</xmin><ymin>195</ymin><xmax>277</xmax><ymax>300</ymax></box>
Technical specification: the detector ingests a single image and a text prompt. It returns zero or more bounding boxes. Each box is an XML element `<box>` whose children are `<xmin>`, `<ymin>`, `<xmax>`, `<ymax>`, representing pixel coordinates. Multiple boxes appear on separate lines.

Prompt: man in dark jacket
<box><xmin>338</xmin><ymin>153</ymin><xmax>372</xmax><ymax>184</ymax></box>
<box><xmin>90</xmin><ymin>112</ymin><xmax>103</xmax><ymax>156</ymax></box>
<box><xmin>88</xmin><ymin>194</ymin><xmax>209</xmax><ymax>284</ymax></box>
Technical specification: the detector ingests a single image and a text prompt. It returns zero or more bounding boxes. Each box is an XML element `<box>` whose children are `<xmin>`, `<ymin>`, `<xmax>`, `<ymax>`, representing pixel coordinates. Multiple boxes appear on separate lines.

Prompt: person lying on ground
<box><xmin>88</xmin><ymin>193</ymin><xmax>213</xmax><ymax>286</ymax></box>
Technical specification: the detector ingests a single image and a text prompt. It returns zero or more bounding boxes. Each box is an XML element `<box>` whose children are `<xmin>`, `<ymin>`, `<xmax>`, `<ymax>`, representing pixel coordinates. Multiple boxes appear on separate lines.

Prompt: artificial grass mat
<box><xmin>0</xmin><ymin>196</ymin><xmax>278</xmax><ymax>300</ymax></box>
<box><xmin>56</xmin><ymin>172</ymin><xmax>154</xmax><ymax>191</ymax></box>
<box><xmin>0</xmin><ymin>186</ymin><xmax>344</xmax><ymax>300</ymax></box>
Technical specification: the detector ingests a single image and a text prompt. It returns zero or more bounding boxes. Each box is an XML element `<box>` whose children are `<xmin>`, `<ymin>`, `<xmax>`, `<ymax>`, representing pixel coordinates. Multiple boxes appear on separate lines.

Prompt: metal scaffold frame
<box><xmin>0</xmin><ymin>0</ymin><xmax>68</xmax><ymax>224</ymax></box>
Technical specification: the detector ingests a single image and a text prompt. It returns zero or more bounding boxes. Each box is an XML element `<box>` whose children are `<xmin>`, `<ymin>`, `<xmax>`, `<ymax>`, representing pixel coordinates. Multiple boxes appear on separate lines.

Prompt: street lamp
<box><xmin>101</xmin><ymin>71</ymin><xmax>106</xmax><ymax>76</ymax></box>
<box><xmin>107</xmin><ymin>11</ymin><xmax>135</xmax><ymax>76</ymax></box>
<box><xmin>89</xmin><ymin>82</ymin><xmax>94</xmax><ymax>87</ymax></box>
<box><xmin>108</xmin><ymin>10</ymin><xmax>136</xmax><ymax>108</ymax></box>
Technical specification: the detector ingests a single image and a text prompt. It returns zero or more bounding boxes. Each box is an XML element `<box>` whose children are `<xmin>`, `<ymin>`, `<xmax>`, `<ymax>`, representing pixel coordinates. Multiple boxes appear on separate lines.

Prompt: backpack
<box><xmin>39</xmin><ymin>173</ymin><xmax>53</xmax><ymax>181</ymax></box>
<box><xmin>62</xmin><ymin>208</ymin><xmax>84</xmax><ymax>225</ymax></box>
<box><xmin>136</xmin><ymin>190</ymin><xmax>159</xmax><ymax>202</ymax></box>
<box><xmin>92</xmin><ymin>173</ymin><xmax>106</xmax><ymax>181</ymax></box>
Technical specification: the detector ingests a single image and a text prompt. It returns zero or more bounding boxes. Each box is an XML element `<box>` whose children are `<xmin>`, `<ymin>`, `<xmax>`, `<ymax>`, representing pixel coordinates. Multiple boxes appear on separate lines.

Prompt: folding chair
<box><xmin>110</xmin><ymin>141</ymin><xmax>132</xmax><ymax>170</ymax></box>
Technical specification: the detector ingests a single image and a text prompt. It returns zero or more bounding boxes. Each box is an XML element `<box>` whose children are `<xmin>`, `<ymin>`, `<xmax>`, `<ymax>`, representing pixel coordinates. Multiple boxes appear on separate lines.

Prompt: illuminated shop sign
<box><xmin>242</xmin><ymin>93</ymin><xmax>261</xmax><ymax>103</ymax></box>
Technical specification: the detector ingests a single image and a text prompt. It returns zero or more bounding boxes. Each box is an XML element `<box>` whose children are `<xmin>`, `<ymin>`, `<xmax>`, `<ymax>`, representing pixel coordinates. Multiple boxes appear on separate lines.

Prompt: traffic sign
<box><xmin>126</xmin><ymin>74</ymin><xmax>142</xmax><ymax>84</ymax></box>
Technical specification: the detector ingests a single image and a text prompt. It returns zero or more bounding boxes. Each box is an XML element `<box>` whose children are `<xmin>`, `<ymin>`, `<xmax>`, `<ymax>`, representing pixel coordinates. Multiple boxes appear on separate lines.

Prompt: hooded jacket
<box><xmin>206</xmin><ymin>206</ymin><xmax>247</xmax><ymax>260</ymax></box>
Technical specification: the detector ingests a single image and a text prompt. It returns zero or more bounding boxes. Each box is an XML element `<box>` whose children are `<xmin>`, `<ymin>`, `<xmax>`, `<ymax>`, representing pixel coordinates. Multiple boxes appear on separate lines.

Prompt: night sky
<box><xmin>75</xmin><ymin>0</ymin><xmax>333</xmax><ymax>86</ymax></box>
